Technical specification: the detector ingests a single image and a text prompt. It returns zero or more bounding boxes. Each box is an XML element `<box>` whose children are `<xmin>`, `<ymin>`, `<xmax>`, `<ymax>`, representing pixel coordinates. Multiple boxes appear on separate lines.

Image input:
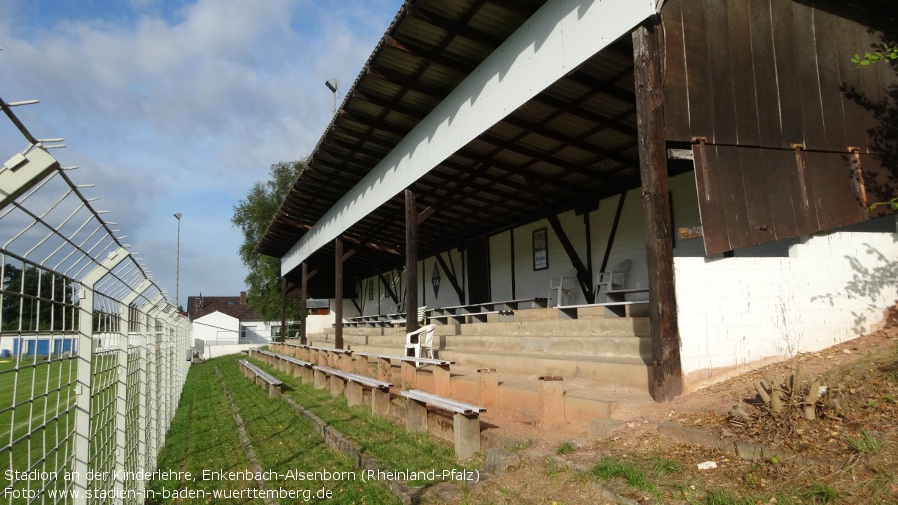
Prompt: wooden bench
<box><xmin>237</xmin><ymin>359</ymin><xmax>283</xmax><ymax>398</ymax></box>
<box><xmin>399</xmin><ymin>389</ymin><xmax>486</xmax><ymax>460</ymax></box>
<box><xmin>558</xmin><ymin>288</ymin><xmax>649</xmax><ymax>318</ymax></box>
<box><xmin>278</xmin><ymin>354</ymin><xmax>315</xmax><ymax>382</ymax></box>
<box><xmin>312</xmin><ymin>365</ymin><xmax>394</xmax><ymax>415</ymax></box>
<box><xmin>352</xmin><ymin>352</ymin><xmax>454</xmax><ymax>395</ymax></box>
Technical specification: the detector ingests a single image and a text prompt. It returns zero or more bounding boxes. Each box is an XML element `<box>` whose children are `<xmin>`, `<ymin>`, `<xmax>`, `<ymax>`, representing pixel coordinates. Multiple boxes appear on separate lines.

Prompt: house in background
<box><xmin>186</xmin><ymin>291</ymin><xmax>336</xmax><ymax>359</ymax></box>
<box><xmin>187</xmin><ymin>292</ymin><xmax>272</xmax><ymax>359</ymax></box>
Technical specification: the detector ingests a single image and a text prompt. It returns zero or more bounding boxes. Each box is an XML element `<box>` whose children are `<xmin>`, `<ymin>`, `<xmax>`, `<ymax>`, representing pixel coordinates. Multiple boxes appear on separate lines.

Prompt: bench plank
<box><xmin>400</xmin><ymin>390</ymin><xmax>485</xmax><ymax>414</ymax></box>
<box><xmin>313</xmin><ymin>365</ymin><xmax>393</xmax><ymax>389</ymax></box>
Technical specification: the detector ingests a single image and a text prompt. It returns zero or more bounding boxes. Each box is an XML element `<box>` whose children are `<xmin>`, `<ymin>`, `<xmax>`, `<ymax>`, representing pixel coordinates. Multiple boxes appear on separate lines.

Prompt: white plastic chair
<box><xmin>549</xmin><ymin>268</ymin><xmax>577</xmax><ymax>307</ymax></box>
<box><xmin>405</xmin><ymin>324</ymin><xmax>436</xmax><ymax>367</ymax></box>
<box><xmin>594</xmin><ymin>259</ymin><xmax>631</xmax><ymax>299</ymax></box>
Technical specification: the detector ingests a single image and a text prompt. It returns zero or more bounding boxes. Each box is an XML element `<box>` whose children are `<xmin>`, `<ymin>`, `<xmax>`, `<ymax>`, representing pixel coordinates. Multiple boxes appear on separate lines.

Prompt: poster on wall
<box><xmin>533</xmin><ymin>228</ymin><xmax>548</xmax><ymax>270</ymax></box>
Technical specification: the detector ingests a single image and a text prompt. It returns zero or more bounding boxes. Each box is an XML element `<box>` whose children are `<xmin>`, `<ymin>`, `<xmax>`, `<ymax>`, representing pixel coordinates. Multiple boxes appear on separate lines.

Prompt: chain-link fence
<box><xmin>1</xmin><ymin>95</ymin><xmax>190</xmax><ymax>504</ymax></box>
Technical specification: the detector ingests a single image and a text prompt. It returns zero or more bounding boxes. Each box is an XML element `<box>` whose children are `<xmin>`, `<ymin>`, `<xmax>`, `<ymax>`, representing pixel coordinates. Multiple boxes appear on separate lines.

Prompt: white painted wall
<box><xmin>354</xmin><ymin>249</ymin><xmax>466</xmax><ymax>316</ymax></box>
<box><xmin>191</xmin><ymin>311</ymin><xmax>239</xmax><ymax>345</ymax></box>
<box><xmin>305</xmin><ymin>313</ymin><xmax>337</xmax><ymax>334</ymax></box>
<box><xmin>675</xmin><ymin>226</ymin><xmax>898</xmax><ymax>388</ymax></box>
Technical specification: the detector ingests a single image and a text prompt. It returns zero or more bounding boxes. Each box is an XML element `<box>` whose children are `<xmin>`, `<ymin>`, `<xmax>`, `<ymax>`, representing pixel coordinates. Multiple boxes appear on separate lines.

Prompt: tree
<box><xmin>231</xmin><ymin>159</ymin><xmax>308</xmax><ymax>323</ymax></box>
<box><xmin>2</xmin><ymin>264</ymin><xmax>76</xmax><ymax>331</ymax></box>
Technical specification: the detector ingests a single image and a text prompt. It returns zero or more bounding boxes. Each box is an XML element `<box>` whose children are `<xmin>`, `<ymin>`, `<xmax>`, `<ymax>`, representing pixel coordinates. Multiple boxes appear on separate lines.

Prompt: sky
<box><xmin>0</xmin><ymin>0</ymin><xmax>404</xmax><ymax>309</ymax></box>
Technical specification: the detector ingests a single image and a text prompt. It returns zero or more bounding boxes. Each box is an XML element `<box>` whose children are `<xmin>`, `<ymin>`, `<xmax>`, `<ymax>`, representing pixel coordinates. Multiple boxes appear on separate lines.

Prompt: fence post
<box><xmin>144</xmin><ymin>295</ymin><xmax>166</xmax><ymax>470</ymax></box>
<box><xmin>117</xmin><ymin>279</ymin><xmax>151</xmax><ymax>496</ymax></box>
<box><xmin>72</xmin><ymin>247</ymin><xmax>129</xmax><ymax>505</ymax></box>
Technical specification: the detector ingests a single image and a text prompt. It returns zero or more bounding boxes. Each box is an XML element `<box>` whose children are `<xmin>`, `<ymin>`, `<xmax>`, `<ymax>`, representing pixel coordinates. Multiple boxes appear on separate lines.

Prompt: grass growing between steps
<box><xmin>245</xmin><ymin>356</ymin><xmax>476</xmax><ymax>486</ymax></box>
<box><xmin>147</xmin><ymin>356</ymin><xmax>399</xmax><ymax>504</ymax></box>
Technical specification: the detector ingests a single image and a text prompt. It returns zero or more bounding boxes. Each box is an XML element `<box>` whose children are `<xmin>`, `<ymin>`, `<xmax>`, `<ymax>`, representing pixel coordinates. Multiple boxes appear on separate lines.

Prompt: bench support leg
<box><xmin>401</xmin><ymin>361</ymin><xmax>417</xmax><ymax>389</ymax></box>
<box><xmin>453</xmin><ymin>413</ymin><xmax>481</xmax><ymax>461</ymax></box>
<box><xmin>330</xmin><ymin>375</ymin><xmax>346</xmax><ymax>398</ymax></box>
<box><xmin>269</xmin><ymin>384</ymin><xmax>282</xmax><ymax>399</ymax></box>
<box><xmin>340</xmin><ymin>354</ymin><xmax>352</xmax><ymax>372</ymax></box>
<box><xmin>406</xmin><ymin>398</ymin><xmax>428</xmax><ymax>433</ymax></box>
<box><xmin>478</xmin><ymin>368</ymin><xmax>498</xmax><ymax>408</ymax></box>
<box><xmin>434</xmin><ymin>364</ymin><xmax>451</xmax><ymax>397</ymax></box>
<box><xmin>313</xmin><ymin>369</ymin><xmax>327</xmax><ymax>390</ymax></box>
<box><xmin>371</xmin><ymin>388</ymin><xmax>390</xmax><ymax>417</ymax></box>
<box><xmin>539</xmin><ymin>376</ymin><xmax>565</xmax><ymax>425</ymax></box>
<box><xmin>357</xmin><ymin>355</ymin><xmax>370</xmax><ymax>377</ymax></box>
<box><xmin>377</xmin><ymin>357</ymin><xmax>391</xmax><ymax>382</ymax></box>
<box><xmin>346</xmin><ymin>381</ymin><xmax>363</xmax><ymax>407</ymax></box>
<box><xmin>301</xmin><ymin>366</ymin><xmax>313</xmax><ymax>384</ymax></box>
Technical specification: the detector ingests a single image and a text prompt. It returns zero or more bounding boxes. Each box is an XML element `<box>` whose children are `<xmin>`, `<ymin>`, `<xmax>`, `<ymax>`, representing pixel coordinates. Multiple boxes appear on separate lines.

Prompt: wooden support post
<box><xmin>300</xmin><ymin>262</ymin><xmax>308</xmax><ymax>344</ymax></box>
<box><xmin>335</xmin><ymin>238</ymin><xmax>344</xmax><ymax>349</ymax></box>
<box><xmin>633</xmin><ymin>20</ymin><xmax>683</xmax><ymax>402</ymax></box>
<box><xmin>405</xmin><ymin>188</ymin><xmax>419</xmax><ymax>334</ymax></box>
<box><xmin>279</xmin><ymin>277</ymin><xmax>287</xmax><ymax>341</ymax></box>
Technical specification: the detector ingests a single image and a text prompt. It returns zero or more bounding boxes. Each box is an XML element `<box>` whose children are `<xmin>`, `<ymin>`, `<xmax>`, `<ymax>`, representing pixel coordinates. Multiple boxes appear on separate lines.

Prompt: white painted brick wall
<box><xmin>675</xmin><ymin>231</ymin><xmax>898</xmax><ymax>378</ymax></box>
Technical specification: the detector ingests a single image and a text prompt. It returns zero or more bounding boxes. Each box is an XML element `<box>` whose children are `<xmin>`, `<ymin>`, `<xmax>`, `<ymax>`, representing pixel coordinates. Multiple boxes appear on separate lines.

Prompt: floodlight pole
<box><xmin>174</xmin><ymin>213</ymin><xmax>182</xmax><ymax>309</ymax></box>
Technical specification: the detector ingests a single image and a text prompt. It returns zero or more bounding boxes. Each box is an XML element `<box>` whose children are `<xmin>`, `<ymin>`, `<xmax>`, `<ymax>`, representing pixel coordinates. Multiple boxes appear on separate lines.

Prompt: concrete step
<box><xmin>316</xmin><ymin>332</ymin><xmax>649</xmax><ymax>357</ymax></box>
<box><xmin>441</xmin><ymin>348</ymin><xmax>653</xmax><ymax>389</ymax></box>
<box><xmin>340</xmin><ymin>340</ymin><xmax>652</xmax><ymax>390</ymax></box>
<box><xmin>326</xmin><ymin>316</ymin><xmax>649</xmax><ymax>338</ymax></box>
<box><xmin>448</xmin><ymin>370</ymin><xmax>655</xmax><ymax>421</ymax></box>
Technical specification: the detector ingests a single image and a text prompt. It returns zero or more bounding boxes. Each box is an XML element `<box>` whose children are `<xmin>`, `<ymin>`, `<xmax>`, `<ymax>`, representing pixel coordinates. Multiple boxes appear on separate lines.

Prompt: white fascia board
<box><xmin>281</xmin><ymin>0</ymin><xmax>655</xmax><ymax>276</ymax></box>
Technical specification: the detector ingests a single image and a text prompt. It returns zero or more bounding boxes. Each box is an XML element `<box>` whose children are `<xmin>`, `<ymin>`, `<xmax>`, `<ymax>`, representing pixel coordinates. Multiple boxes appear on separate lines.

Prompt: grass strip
<box><xmin>215</xmin><ymin>357</ymin><xmax>399</xmax><ymax>504</ymax></box>
<box><xmin>146</xmin><ymin>358</ymin><xmax>264</xmax><ymax>504</ymax></box>
<box><xmin>245</xmin><ymin>355</ymin><xmax>474</xmax><ymax>485</ymax></box>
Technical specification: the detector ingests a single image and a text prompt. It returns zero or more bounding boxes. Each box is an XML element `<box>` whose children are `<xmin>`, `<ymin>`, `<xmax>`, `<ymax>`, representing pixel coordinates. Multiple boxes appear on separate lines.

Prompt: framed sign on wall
<box><xmin>533</xmin><ymin>228</ymin><xmax>548</xmax><ymax>271</ymax></box>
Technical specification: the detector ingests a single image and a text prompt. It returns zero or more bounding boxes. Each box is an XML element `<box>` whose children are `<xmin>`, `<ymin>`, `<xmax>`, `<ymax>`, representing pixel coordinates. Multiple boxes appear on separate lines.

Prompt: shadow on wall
<box><xmin>812</xmin><ymin>241</ymin><xmax>898</xmax><ymax>332</ymax></box>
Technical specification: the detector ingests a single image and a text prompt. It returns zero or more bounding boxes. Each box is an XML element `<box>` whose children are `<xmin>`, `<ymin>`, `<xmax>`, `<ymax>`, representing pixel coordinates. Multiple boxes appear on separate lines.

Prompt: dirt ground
<box><xmin>425</xmin><ymin>325</ymin><xmax>898</xmax><ymax>504</ymax></box>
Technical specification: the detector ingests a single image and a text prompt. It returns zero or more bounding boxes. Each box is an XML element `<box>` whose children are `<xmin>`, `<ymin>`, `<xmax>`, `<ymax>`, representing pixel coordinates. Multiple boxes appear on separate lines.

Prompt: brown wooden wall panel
<box><xmin>704</xmin><ymin>0</ymin><xmax>737</xmax><ymax>145</ymax></box>
<box><xmin>661</xmin><ymin>0</ymin><xmax>897</xmax><ymax>154</ymax></box>
<box><xmin>739</xmin><ymin>148</ymin><xmax>776</xmax><ymax>245</ymax></box>
<box><xmin>665</xmin><ymin>0</ymin><xmax>897</xmax><ymax>255</ymax></box>
<box><xmin>769</xmin><ymin>1</ymin><xmax>804</xmax><ymax>148</ymax></box>
<box><xmin>758</xmin><ymin>149</ymin><xmax>799</xmax><ymax>240</ymax></box>
<box><xmin>726</xmin><ymin>0</ymin><xmax>761</xmax><ymax>147</ymax></box>
<box><xmin>748</xmin><ymin>0</ymin><xmax>782</xmax><ymax>149</ymax></box>
<box><xmin>661</xmin><ymin>5</ymin><xmax>690</xmax><ymax>140</ymax></box>
<box><xmin>695</xmin><ymin>146</ymin><xmax>869</xmax><ymax>255</ymax></box>
<box><xmin>679</xmin><ymin>0</ymin><xmax>714</xmax><ymax>138</ymax></box>
<box><xmin>691</xmin><ymin>144</ymin><xmax>730</xmax><ymax>254</ymax></box>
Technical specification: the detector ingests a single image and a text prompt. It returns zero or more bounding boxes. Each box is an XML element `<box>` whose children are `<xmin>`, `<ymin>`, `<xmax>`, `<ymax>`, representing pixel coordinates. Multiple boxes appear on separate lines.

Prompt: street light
<box><xmin>174</xmin><ymin>213</ymin><xmax>182</xmax><ymax>310</ymax></box>
<box><xmin>325</xmin><ymin>79</ymin><xmax>339</xmax><ymax>117</ymax></box>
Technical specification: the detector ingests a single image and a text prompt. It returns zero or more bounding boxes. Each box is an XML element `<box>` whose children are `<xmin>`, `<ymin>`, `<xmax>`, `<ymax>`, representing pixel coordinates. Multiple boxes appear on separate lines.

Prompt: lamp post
<box><xmin>174</xmin><ymin>213</ymin><xmax>182</xmax><ymax>309</ymax></box>
<box><xmin>325</xmin><ymin>79</ymin><xmax>339</xmax><ymax>117</ymax></box>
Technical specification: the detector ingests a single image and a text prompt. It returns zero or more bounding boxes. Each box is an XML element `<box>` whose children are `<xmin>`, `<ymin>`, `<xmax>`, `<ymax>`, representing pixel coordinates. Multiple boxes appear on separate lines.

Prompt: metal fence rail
<box><xmin>1</xmin><ymin>94</ymin><xmax>189</xmax><ymax>504</ymax></box>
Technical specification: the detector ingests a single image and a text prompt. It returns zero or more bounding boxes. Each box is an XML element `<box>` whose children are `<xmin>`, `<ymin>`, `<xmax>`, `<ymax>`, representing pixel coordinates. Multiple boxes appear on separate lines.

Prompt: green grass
<box><xmin>590</xmin><ymin>457</ymin><xmax>656</xmax><ymax>493</ymax></box>
<box><xmin>244</xmin><ymin>356</ymin><xmax>470</xmax><ymax>485</ymax></box>
<box><xmin>148</xmin><ymin>356</ymin><xmax>406</xmax><ymax>504</ymax></box>
<box><xmin>844</xmin><ymin>429</ymin><xmax>884</xmax><ymax>454</ymax></box>
<box><xmin>555</xmin><ymin>441</ymin><xmax>577</xmax><ymax>455</ymax></box>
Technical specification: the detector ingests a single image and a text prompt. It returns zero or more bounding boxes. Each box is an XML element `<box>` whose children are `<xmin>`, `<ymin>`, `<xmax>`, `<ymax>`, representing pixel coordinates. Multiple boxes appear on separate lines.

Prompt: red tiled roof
<box><xmin>187</xmin><ymin>294</ymin><xmax>261</xmax><ymax>321</ymax></box>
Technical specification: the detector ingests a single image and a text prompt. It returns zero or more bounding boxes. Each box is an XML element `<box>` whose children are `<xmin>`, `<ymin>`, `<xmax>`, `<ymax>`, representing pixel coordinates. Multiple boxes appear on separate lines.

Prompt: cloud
<box><xmin>0</xmin><ymin>0</ymin><xmax>404</xmax><ymax>305</ymax></box>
